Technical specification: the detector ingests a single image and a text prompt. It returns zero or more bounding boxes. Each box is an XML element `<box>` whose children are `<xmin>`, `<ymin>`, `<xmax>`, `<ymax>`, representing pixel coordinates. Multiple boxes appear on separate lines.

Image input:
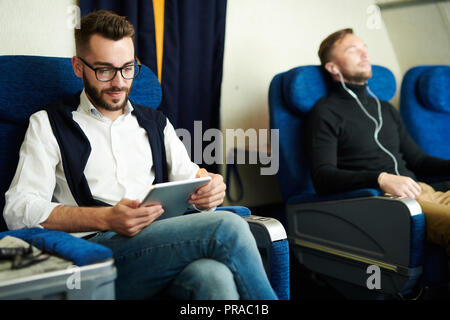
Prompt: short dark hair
<box><xmin>318</xmin><ymin>28</ymin><xmax>353</xmax><ymax>66</ymax></box>
<box><xmin>75</xmin><ymin>10</ymin><xmax>135</xmax><ymax>56</ymax></box>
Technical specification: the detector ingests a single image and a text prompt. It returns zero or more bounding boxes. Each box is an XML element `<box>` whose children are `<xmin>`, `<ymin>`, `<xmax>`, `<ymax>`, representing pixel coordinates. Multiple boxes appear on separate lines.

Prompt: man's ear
<box><xmin>72</xmin><ymin>56</ymin><xmax>83</xmax><ymax>79</ymax></box>
<box><xmin>324</xmin><ymin>62</ymin><xmax>338</xmax><ymax>75</ymax></box>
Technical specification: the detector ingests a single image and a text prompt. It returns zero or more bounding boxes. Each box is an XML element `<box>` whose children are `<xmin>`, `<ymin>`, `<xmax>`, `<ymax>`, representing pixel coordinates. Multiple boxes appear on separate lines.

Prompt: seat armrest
<box><xmin>0</xmin><ymin>228</ymin><xmax>113</xmax><ymax>266</ymax></box>
<box><xmin>287</xmin><ymin>188</ymin><xmax>383</xmax><ymax>205</ymax></box>
<box><xmin>288</xmin><ymin>196</ymin><xmax>424</xmax><ymax>295</ymax></box>
<box><xmin>242</xmin><ymin>215</ymin><xmax>289</xmax><ymax>300</ymax></box>
<box><xmin>186</xmin><ymin>206</ymin><xmax>290</xmax><ymax>299</ymax></box>
<box><xmin>243</xmin><ymin>215</ymin><xmax>287</xmax><ymax>242</ymax></box>
<box><xmin>288</xmin><ymin>196</ymin><xmax>423</xmax><ymax>272</ymax></box>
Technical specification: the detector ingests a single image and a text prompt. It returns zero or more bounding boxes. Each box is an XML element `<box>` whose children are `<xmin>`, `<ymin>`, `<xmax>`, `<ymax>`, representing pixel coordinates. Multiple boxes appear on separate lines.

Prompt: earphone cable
<box><xmin>337</xmin><ymin>72</ymin><xmax>400</xmax><ymax>176</ymax></box>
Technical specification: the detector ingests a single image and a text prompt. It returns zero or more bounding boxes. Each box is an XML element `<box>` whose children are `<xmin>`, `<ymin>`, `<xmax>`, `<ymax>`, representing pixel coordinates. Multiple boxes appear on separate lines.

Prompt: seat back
<box><xmin>400</xmin><ymin>65</ymin><xmax>450</xmax><ymax>160</ymax></box>
<box><xmin>268</xmin><ymin>65</ymin><xmax>397</xmax><ymax>201</ymax></box>
<box><xmin>0</xmin><ymin>55</ymin><xmax>161</xmax><ymax>231</ymax></box>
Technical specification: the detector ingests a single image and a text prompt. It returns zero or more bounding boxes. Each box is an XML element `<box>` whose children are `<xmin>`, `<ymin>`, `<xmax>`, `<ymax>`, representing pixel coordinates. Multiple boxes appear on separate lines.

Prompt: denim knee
<box><xmin>212</xmin><ymin>210</ymin><xmax>256</xmax><ymax>247</ymax></box>
<box><xmin>170</xmin><ymin>258</ymin><xmax>239</xmax><ymax>300</ymax></box>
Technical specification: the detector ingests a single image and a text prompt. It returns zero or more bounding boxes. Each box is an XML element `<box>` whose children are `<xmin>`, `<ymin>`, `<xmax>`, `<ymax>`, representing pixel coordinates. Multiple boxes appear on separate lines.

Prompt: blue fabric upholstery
<box><xmin>418</xmin><ymin>66</ymin><xmax>450</xmax><ymax>114</ymax></box>
<box><xmin>0</xmin><ymin>55</ymin><xmax>161</xmax><ymax>125</ymax></box>
<box><xmin>0</xmin><ymin>228</ymin><xmax>113</xmax><ymax>266</ymax></box>
<box><xmin>409</xmin><ymin>213</ymin><xmax>426</xmax><ymax>269</ymax></box>
<box><xmin>400</xmin><ymin>65</ymin><xmax>450</xmax><ymax>288</ymax></box>
<box><xmin>282</xmin><ymin>65</ymin><xmax>396</xmax><ymax>115</ymax></box>
<box><xmin>400</xmin><ymin>65</ymin><xmax>450</xmax><ymax>160</ymax></box>
<box><xmin>269</xmin><ymin>72</ymin><xmax>314</xmax><ymax>201</ymax></box>
<box><xmin>215</xmin><ymin>206</ymin><xmax>251</xmax><ymax>217</ymax></box>
<box><xmin>269</xmin><ymin>239</ymin><xmax>290</xmax><ymax>300</ymax></box>
<box><xmin>183</xmin><ymin>206</ymin><xmax>250</xmax><ymax>217</ymax></box>
<box><xmin>397</xmin><ymin>213</ymin><xmax>427</xmax><ymax>294</ymax></box>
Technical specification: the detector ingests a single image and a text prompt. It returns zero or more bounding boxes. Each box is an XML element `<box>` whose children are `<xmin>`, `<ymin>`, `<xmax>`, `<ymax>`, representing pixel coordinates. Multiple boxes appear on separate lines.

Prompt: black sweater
<box><xmin>305</xmin><ymin>81</ymin><xmax>450</xmax><ymax>195</ymax></box>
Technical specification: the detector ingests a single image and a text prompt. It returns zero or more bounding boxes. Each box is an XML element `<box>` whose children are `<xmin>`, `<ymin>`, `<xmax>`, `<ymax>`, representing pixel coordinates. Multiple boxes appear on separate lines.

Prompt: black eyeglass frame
<box><xmin>3</xmin><ymin>237</ymin><xmax>52</xmax><ymax>270</ymax></box>
<box><xmin>77</xmin><ymin>56</ymin><xmax>142</xmax><ymax>82</ymax></box>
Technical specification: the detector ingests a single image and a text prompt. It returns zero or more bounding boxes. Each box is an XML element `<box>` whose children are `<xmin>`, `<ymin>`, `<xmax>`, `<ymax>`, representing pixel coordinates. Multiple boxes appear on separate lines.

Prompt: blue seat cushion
<box><xmin>282</xmin><ymin>65</ymin><xmax>397</xmax><ymax>115</ymax></box>
<box><xmin>215</xmin><ymin>206</ymin><xmax>251</xmax><ymax>217</ymax></box>
<box><xmin>0</xmin><ymin>228</ymin><xmax>113</xmax><ymax>266</ymax></box>
<box><xmin>400</xmin><ymin>65</ymin><xmax>450</xmax><ymax>160</ymax></box>
<box><xmin>418</xmin><ymin>66</ymin><xmax>450</xmax><ymax>114</ymax></box>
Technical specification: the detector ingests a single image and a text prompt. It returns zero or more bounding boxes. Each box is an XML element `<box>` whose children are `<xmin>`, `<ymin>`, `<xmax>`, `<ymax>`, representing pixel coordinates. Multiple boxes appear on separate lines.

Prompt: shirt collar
<box><xmin>78</xmin><ymin>89</ymin><xmax>134</xmax><ymax>121</ymax></box>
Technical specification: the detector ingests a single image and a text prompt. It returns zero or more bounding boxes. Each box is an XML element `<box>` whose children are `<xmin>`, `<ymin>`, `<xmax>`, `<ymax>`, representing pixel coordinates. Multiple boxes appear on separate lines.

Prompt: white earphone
<box><xmin>333</xmin><ymin>66</ymin><xmax>400</xmax><ymax>176</ymax></box>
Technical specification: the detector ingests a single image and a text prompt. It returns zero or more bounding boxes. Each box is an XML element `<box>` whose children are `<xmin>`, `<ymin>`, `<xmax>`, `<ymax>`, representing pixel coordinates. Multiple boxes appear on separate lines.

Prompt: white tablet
<box><xmin>140</xmin><ymin>177</ymin><xmax>212</xmax><ymax>220</ymax></box>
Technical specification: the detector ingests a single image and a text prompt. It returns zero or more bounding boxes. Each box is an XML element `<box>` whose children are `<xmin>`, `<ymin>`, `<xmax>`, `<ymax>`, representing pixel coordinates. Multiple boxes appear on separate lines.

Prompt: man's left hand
<box><xmin>189</xmin><ymin>169</ymin><xmax>226</xmax><ymax>210</ymax></box>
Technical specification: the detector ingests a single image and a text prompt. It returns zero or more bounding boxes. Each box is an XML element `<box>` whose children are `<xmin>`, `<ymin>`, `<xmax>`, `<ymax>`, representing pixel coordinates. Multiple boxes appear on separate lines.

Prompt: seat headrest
<box><xmin>282</xmin><ymin>66</ymin><xmax>328</xmax><ymax>114</ymax></box>
<box><xmin>418</xmin><ymin>66</ymin><xmax>450</xmax><ymax>114</ymax></box>
<box><xmin>282</xmin><ymin>65</ymin><xmax>396</xmax><ymax>114</ymax></box>
<box><xmin>0</xmin><ymin>55</ymin><xmax>162</xmax><ymax>125</ymax></box>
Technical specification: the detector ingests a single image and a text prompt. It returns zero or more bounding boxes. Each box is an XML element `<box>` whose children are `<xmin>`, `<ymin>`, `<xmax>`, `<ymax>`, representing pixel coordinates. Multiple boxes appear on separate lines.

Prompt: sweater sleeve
<box><xmin>393</xmin><ymin>106</ymin><xmax>450</xmax><ymax>178</ymax></box>
<box><xmin>305</xmin><ymin>105</ymin><xmax>380</xmax><ymax>195</ymax></box>
<box><xmin>3</xmin><ymin>111</ymin><xmax>62</xmax><ymax>230</ymax></box>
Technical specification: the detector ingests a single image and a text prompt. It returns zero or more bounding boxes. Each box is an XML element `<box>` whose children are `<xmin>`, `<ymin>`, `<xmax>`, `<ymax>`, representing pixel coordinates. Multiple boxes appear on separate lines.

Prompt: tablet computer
<box><xmin>140</xmin><ymin>177</ymin><xmax>212</xmax><ymax>220</ymax></box>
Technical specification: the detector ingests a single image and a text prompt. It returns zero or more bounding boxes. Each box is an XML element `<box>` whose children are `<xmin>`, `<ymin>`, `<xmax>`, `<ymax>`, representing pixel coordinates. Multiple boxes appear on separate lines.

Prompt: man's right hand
<box><xmin>377</xmin><ymin>172</ymin><xmax>422</xmax><ymax>199</ymax></box>
<box><xmin>106</xmin><ymin>198</ymin><xmax>164</xmax><ymax>237</ymax></box>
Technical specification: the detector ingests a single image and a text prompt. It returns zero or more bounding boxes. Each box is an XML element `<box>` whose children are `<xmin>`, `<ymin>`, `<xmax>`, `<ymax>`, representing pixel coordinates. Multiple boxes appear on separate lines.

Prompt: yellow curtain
<box><xmin>152</xmin><ymin>0</ymin><xmax>165</xmax><ymax>83</ymax></box>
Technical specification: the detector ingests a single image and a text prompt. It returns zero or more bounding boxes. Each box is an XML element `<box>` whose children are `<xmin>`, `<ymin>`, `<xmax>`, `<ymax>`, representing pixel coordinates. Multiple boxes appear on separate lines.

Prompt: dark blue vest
<box><xmin>45</xmin><ymin>93</ymin><xmax>168</xmax><ymax>207</ymax></box>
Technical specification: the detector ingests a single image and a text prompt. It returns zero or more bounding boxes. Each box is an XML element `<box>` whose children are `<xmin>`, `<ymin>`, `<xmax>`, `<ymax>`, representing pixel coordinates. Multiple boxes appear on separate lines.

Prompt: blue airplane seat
<box><xmin>400</xmin><ymin>65</ymin><xmax>450</xmax><ymax>294</ymax></box>
<box><xmin>400</xmin><ymin>65</ymin><xmax>450</xmax><ymax>161</ymax></box>
<box><xmin>0</xmin><ymin>55</ymin><xmax>289</xmax><ymax>300</ymax></box>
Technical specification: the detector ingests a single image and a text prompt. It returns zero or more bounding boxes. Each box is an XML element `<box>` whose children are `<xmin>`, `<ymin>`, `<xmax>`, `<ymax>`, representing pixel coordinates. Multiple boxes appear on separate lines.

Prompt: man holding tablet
<box><xmin>3</xmin><ymin>10</ymin><xmax>277</xmax><ymax>300</ymax></box>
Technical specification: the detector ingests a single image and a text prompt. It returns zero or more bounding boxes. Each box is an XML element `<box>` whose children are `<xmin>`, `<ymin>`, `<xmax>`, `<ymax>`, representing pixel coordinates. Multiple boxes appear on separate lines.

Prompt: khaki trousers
<box><xmin>417</xmin><ymin>182</ymin><xmax>450</xmax><ymax>256</ymax></box>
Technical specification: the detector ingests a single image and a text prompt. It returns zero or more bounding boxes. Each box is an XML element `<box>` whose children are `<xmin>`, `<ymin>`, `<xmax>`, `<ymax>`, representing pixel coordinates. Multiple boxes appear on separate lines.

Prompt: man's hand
<box><xmin>378</xmin><ymin>172</ymin><xmax>422</xmax><ymax>199</ymax></box>
<box><xmin>106</xmin><ymin>198</ymin><xmax>164</xmax><ymax>237</ymax></box>
<box><xmin>189</xmin><ymin>169</ymin><xmax>226</xmax><ymax>210</ymax></box>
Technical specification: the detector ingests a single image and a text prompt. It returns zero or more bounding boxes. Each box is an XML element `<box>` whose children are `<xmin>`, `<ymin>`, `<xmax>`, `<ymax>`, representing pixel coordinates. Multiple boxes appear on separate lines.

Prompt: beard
<box><xmin>83</xmin><ymin>72</ymin><xmax>132</xmax><ymax>112</ymax></box>
<box><xmin>342</xmin><ymin>66</ymin><xmax>372</xmax><ymax>84</ymax></box>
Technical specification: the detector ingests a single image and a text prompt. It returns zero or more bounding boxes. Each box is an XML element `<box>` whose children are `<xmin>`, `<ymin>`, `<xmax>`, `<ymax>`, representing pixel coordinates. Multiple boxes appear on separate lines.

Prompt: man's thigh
<box><xmin>88</xmin><ymin>210</ymin><xmax>245</xmax><ymax>298</ymax></box>
<box><xmin>417</xmin><ymin>182</ymin><xmax>450</xmax><ymax>256</ymax></box>
<box><xmin>90</xmin><ymin>210</ymin><xmax>243</xmax><ymax>256</ymax></box>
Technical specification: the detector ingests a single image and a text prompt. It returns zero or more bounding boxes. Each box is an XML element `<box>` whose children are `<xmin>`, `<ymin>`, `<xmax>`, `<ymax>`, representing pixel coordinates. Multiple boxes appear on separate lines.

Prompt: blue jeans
<box><xmin>88</xmin><ymin>210</ymin><xmax>278</xmax><ymax>300</ymax></box>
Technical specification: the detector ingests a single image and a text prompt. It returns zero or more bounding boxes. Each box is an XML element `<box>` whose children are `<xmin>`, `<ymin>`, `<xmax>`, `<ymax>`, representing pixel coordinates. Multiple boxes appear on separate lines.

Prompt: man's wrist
<box><xmin>97</xmin><ymin>206</ymin><xmax>112</xmax><ymax>231</ymax></box>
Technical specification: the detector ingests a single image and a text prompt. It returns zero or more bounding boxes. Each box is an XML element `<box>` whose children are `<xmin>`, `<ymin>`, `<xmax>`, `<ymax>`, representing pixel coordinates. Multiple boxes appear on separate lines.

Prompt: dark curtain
<box><xmin>80</xmin><ymin>0</ymin><xmax>227</xmax><ymax>173</ymax></box>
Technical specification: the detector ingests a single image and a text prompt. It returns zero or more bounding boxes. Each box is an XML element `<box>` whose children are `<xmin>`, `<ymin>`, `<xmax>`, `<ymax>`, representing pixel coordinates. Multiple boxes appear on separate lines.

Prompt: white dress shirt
<box><xmin>4</xmin><ymin>90</ymin><xmax>200</xmax><ymax>233</ymax></box>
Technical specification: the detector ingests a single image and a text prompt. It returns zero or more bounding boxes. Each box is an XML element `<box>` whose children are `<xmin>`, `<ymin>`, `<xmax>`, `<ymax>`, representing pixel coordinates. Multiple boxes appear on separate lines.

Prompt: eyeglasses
<box><xmin>78</xmin><ymin>56</ymin><xmax>141</xmax><ymax>82</ymax></box>
<box><xmin>0</xmin><ymin>237</ymin><xmax>51</xmax><ymax>270</ymax></box>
